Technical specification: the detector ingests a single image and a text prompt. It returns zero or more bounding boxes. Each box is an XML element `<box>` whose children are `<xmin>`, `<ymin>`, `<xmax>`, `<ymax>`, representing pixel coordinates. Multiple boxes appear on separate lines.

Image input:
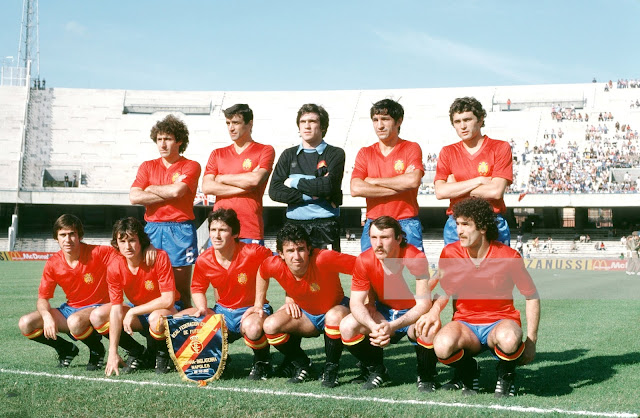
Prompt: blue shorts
<box><xmin>443</xmin><ymin>214</ymin><xmax>510</xmax><ymax>246</ymax></box>
<box><xmin>145</xmin><ymin>221</ymin><xmax>197</xmax><ymax>267</ymax></box>
<box><xmin>129</xmin><ymin>301</ymin><xmax>185</xmax><ymax>333</ymax></box>
<box><xmin>458</xmin><ymin>320</ymin><xmax>501</xmax><ymax>350</ymax></box>
<box><xmin>376</xmin><ymin>302</ymin><xmax>411</xmax><ymax>344</ymax></box>
<box><xmin>213</xmin><ymin>303</ymin><xmax>273</xmax><ymax>343</ymax></box>
<box><xmin>301</xmin><ymin>297</ymin><xmax>350</xmax><ymax>332</ymax></box>
<box><xmin>361</xmin><ymin>216</ymin><xmax>424</xmax><ymax>252</ymax></box>
<box><xmin>57</xmin><ymin>303</ymin><xmax>101</xmax><ymax>319</ymax></box>
<box><xmin>239</xmin><ymin>238</ymin><xmax>265</xmax><ymax>246</ymax></box>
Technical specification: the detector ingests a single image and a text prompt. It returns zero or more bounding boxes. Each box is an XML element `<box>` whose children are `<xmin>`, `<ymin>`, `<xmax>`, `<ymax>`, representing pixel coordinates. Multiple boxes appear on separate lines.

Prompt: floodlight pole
<box><xmin>17</xmin><ymin>0</ymin><xmax>39</xmax><ymax>81</ymax></box>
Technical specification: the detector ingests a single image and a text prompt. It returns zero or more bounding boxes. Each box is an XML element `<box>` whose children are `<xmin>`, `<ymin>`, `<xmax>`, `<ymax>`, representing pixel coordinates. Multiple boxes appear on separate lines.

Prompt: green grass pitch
<box><xmin>1</xmin><ymin>261</ymin><xmax>639</xmax><ymax>417</ymax></box>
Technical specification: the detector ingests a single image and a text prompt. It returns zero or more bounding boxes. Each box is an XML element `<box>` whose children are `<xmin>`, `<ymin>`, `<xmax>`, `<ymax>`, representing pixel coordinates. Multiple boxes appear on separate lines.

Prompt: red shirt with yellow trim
<box><xmin>259</xmin><ymin>249</ymin><xmax>355</xmax><ymax>315</ymax></box>
<box><xmin>434</xmin><ymin>136</ymin><xmax>513</xmax><ymax>215</ymax></box>
<box><xmin>191</xmin><ymin>243</ymin><xmax>273</xmax><ymax>309</ymax></box>
<box><xmin>438</xmin><ymin>241</ymin><xmax>537</xmax><ymax>325</ymax></box>
<box><xmin>351</xmin><ymin>244</ymin><xmax>429</xmax><ymax>310</ymax></box>
<box><xmin>205</xmin><ymin>142</ymin><xmax>275</xmax><ymax>240</ymax></box>
<box><xmin>351</xmin><ymin>139</ymin><xmax>423</xmax><ymax>220</ymax></box>
<box><xmin>131</xmin><ymin>156</ymin><xmax>201</xmax><ymax>222</ymax></box>
<box><xmin>38</xmin><ymin>243</ymin><xmax>117</xmax><ymax>308</ymax></box>
<box><xmin>107</xmin><ymin>250</ymin><xmax>178</xmax><ymax>306</ymax></box>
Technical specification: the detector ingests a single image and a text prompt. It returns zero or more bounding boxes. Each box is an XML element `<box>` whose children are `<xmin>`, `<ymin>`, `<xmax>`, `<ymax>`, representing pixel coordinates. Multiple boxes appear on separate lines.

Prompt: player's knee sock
<box><xmin>342</xmin><ymin>334</ymin><xmax>383</xmax><ymax>368</ymax></box>
<box><xmin>24</xmin><ymin>328</ymin><xmax>75</xmax><ymax>352</ymax></box>
<box><xmin>149</xmin><ymin>327</ymin><xmax>168</xmax><ymax>356</ymax></box>
<box><xmin>72</xmin><ymin>327</ymin><xmax>103</xmax><ymax>353</ymax></box>
<box><xmin>95</xmin><ymin>321</ymin><xmax>145</xmax><ymax>356</ymax></box>
<box><xmin>438</xmin><ymin>349</ymin><xmax>477</xmax><ymax>377</ymax></box>
<box><xmin>495</xmin><ymin>342</ymin><xmax>525</xmax><ymax>376</ymax></box>
<box><xmin>244</xmin><ymin>335</ymin><xmax>270</xmax><ymax>363</ymax></box>
<box><xmin>324</xmin><ymin>325</ymin><xmax>343</xmax><ymax>364</ymax></box>
<box><xmin>415</xmin><ymin>337</ymin><xmax>437</xmax><ymax>378</ymax></box>
<box><xmin>267</xmin><ymin>333</ymin><xmax>308</xmax><ymax>365</ymax></box>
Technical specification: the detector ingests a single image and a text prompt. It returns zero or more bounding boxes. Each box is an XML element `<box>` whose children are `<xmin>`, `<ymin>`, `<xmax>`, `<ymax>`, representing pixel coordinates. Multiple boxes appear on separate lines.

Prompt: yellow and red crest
<box><xmin>190</xmin><ymin>335</ymin><xmax>203</xmax><ymax>354</ymax></box>
<box><xmin>477</xmin><ymin>161</ymin><xmax>489</xmax><ymax>176</ymax></box>
<box><xmin>394</xmin><ymin>160</ymin><xmax>405</xmax><ymax>174</ymax></box>
<box><xmin>83</xmin><ymin>273</ymin><xmax>93</xmax><ymax>284</ymax></box>
<box><xmin>144</xmin><ymin>280</ymin><xmax>155</xmax><ymax>291</ymax></box>
<box><xmin>309</xmin><ymin>282</ymin><xmax>320</xmax><ymax>292</ymax></box>
<box><xmin>317</xmin><ymin>160</ymin><xmax>327</xmax><ymax>170</ymax></box>
<box><xmin>237</xmin><ymin>273</ymin><xmax>248</xmax><ymax>285</ymax></box>
<box><xmin>242</xmin><ymin>159</ymin><xmax>252</xmax><ymax>171</ymax></box>
<box><xmin>172</xmin><ymin>172</ymin><xmax>182</xmax><ymax>182</ymax></box>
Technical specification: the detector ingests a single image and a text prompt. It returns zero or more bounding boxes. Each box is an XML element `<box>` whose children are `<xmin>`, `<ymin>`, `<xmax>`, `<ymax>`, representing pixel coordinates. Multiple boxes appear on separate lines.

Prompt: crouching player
<box><xmin>176</xmin><ymin>209</ymin><xmax>273</xmax><ymax>380</ymax></box>
<box><xmin>426</xmin><ymin>197</ymin><xmax>539</xmax><ymax>397</ymax></box>
<box><xmin>18</xmin><ymin>214</ymin><xmax>114</xmax><ymax>370</ymax></box>
<box><xmin>339</xmin><ymin>216</ymin><xmax>433</xmax><ymax>390</ymax></box>
<box><xmin>91</xmin><ymin>217</ymin><xmax>182</xmax><ymax>376</ymax></box>
<box><xmin>248</xmin><ymin>224</ymin><xmax>355</xmax><ymax>387</ymax></box>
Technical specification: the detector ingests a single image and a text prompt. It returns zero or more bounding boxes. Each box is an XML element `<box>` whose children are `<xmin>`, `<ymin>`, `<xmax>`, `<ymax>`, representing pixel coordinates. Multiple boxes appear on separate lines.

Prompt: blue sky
<box><xmin>1</xmin><ymin>0</ymin><xmax>638</xmax><ymax>91</ymax></box>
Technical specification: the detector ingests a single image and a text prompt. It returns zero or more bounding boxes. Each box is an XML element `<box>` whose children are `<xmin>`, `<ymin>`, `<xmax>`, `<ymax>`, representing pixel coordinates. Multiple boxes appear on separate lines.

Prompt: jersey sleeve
<box><xmin>434</xmin><ymin>146</ymin><xmax>452</xmax><ymax>182</ymax></box>
<box><xmin>37</xmin><ymin>260</ymin><xmax>58</xmax><ymax>300</ymax></box>
<box><xmin>154</xmin><ymin>251</ymin><xmax>176</xmax><ymax>293</ymax></box>
<box><xmin>204</xmin><ymin>149</ymin><xmax>219</xmax><ymax>176</ymax></box>
<box><xmin>131</xmin><ymin>161</ymin><xmax>150</xmax><ymax>189</ymax></box>
<box><xmin>107</xmin><ymin>261</ymin><xmax>125</xmax><ymax>305</ymax></box>
<box><xmin>405</xmin><ymin>142</ymin><xmax>425</xmax><ymax>175</ymax></box>
<box><xmin>491</xmin><ymin>141</ymin><xmax>513</xmax><ymax>183</ymax></box>
<box><xmin>510</xmin><ymin>254</ymin><xmax>538</xmax><ymax>297</ymax></box>
<box><xmin>191</xmin><ymin>256</ymin><xmax>211</xmax><ymax>294</ymax></box>
<box><xmin>404</xmin><ymin>247</ymin><xmax>430</xmax><ymax>280</ymax></box>
<box><xmin>296</xmin><ymin>147</ymin><xmax>345</xmax><ymax>199</ymax></box>
<box><xmin>259</xmin><ymin>145</ymin><xmax>276</xmax><ymax>171</ymax></box>
<box><xmin>258</xmin><ymin>256</ymin><xmax>280</xmax><ymax>280</ymax></box>
<box><xmin>350</xmin><ymin>255</ymin><xmax>371</xmax><ymax>292</ymax></box>
<box><xmin>99</xmin><ymin>245</ymin><xmax>119</xmax><ymax>266</ymax></box>
<box><xmin>316</xmin><ymin>249</ymin><xmax>356</xmax><ymax>275</ymax></box>
<box><xmin>351</xmin><ymin>148</ymin><xmax>368</xmax><ymax>180</ymax></box>
<box><xmin>181</xmin><ymin>160</ymin><xmax>202</xmax><ymax>193</ymax></box>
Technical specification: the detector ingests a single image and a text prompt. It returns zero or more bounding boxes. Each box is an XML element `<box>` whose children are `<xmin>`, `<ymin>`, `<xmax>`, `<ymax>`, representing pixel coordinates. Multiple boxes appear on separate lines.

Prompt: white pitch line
<box><xmin>1</xmin><ymin>368</ymin><xmax>637</xmax><ymax>418</ymax></box>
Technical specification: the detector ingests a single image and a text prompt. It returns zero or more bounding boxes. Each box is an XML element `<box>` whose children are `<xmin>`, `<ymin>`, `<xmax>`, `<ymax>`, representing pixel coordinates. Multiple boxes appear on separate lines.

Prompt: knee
<box><xmin>66</xmin><ymin>314</ymin><xmax>84</xmax><ymax>332</ymax></box>
<box><xmin>433</xmin><ymin>332</ymin><xmax>456</xmax><ymax>358</ymax></box>
<box><xmin>324</xmin><ymin>306</ymin><xmax>348</xmax><ymax>327</ymax></box>
<box><xmin>242</xmin><ymin>316</ymin><xmax>264</xmax><ymax>339</ymax></box>
<box><xmin>148</xmin><ymin>312</ymin><xmax>162</xmax><ymax>332</ymax></box>
<box><xmin>89</xmin><ymin>308</ymin><xmax>107</xmax><ymax>327</ymax></box>
<box><xmin>262</xmin><ymin>316</ymin><xmax>278</xmax><ymax>335</ymax></box>
<box><xmin>338</xmin><ymin>314</ymin><xmax>358</xmax><ymax>338</ymax></box>
<box><xmin>495</xmin><ymin>326</ymin><xmax>523</xmax><ymax>352</ymax></box>
<box><xmin>18</xmin><ymin>314</ymin><xmax>35</xmax><ymax>334</ymax></box>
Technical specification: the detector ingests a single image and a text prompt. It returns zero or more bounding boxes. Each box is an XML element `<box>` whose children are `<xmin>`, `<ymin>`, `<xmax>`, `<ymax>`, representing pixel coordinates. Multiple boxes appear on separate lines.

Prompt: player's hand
<box><xmin>123</xmin><ymin>312</ymin><xmax>135</xmax><ymax>335</ymax></box>
<box><xmin>144</xmin><ymin>244</ymin><xmax>157</xmax><ymax>266</ymax></box>
<box><xmin>518</xmin><ymin>337</ymin><xmax>537</xmax><ymax>365</ymax></box>
<box><xmin>193</xmin><ymin>306</ymin><xmax>208</xmax><ymax>318</ymax></box>
<box><xmin>446</xmin><ymin>174</ymin><xmax>456</xmax><ymax>183</ymax></box>
<box><xmin>284</xmin><ymin>301</ymin><xmax>302</xmax><ymax>319</ymax></box>
<box><xmin>242</xmin><ymin>306</ymin><xmax>262</xmax><ymax>321</ymax></box>
<box><xmin>42</xmin><ymin>316</ymin><xmax>57</xmax><ymax>340</ymax></box>
<box><xmin>405</xmin><ymin>164</ymin><xmax>416</xmax><ymax>173</ymax></box>
<box><xmin>105</xmin><ymin>353</ymin><xmax>125</xmax><ymax>377</ymax></box>
<box><xmin>284</xmin><ymin>178</ymin><xmax>293</xmax><ymax>188</ymax></box>
<box><xmin>369</xmin><ymin>322</ymin><xmax>391</xmax><ymax>347</ymax></box>
<box><xmin>416</xmin><ymin>312</ymin><xmax>440</xmax><ymax>338</ymax></box>
<box><xmin>174</xmin><ymin>174</ymin><xmax>187</xmax><ymax>183</ymax></box>
<box><xmin>477</xmin><ymin>176</ymin><xmax>492</xmax><ymax>185</ymax></box>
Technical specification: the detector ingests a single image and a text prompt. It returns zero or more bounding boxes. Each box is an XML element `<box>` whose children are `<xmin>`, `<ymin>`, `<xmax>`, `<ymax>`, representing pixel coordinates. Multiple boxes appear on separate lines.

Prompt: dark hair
<box><xmin>369</xmin><ymin>216</ymin><xmax>407</xmax><ymax>247</ymax></box>
<box><xmin>110</xmin><ymin>217</ymin><xmax>151</xmax><ymax>252</ymax></box>
<box><xmin>276</xmin><ymin>223</ymin><xmax>312</xmax><ymax>253</ymax></box>
<box><xmin>223</xmin><ymin>104</ymin><xmax>253</xmax><ymax>124</ymax></box>
<box><xmin>208</xmin><ymin>208</ymin><xmax>241</xmax><ymax>237</ymax></box>
<box><xmin>52</xmin><ymin>214</ymin><xmax>84</xmax><ymax>240</ymax></box>
<box><xmin>452</xmin><ymin>197</ymin><xmax>498</xmax><ymax>242</ymax></box>
<box><xmin>296</xmin><ymin>104</ymin><xmax>329</xmax><ymax>138</ymax></box>
<box><xmin>150</xmin><ymin>114</ymin><xmax>190</xmax><ymax>153</ymax></box>
<box><xmin>370</xmin><ymin>99</ymin><xmax>404</xmax><ymax>123</ymax></box>
<box><xmin>449</xmin><ymin>97</ymin><xmax>487</xmax><ymax>127</ymax></box>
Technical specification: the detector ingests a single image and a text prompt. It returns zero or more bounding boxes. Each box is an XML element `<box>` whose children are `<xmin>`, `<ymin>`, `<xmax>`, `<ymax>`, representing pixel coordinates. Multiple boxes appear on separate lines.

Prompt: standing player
<box><xmin>90</xmin><ymin>217</ymin><xmax>182</xmax><ymax>376</ymax></box>
<box><xmin>425</xmin><ymin>197</ymin><xmax>539</xmax><ymax>397</ymax></box>
<box><xmin>269</xmin><ymin>104</ymin><xmax>345</xmax><ymax>251</ymax></box>
<box><xmin>176</xmin><ymin>208</ymin><xmax>274</xmax><ymax>380</ymax></box>
<box><xmin>351</xmin><ymin>99</ymin><xmax>425</xmax><ymax>251</ymax></box>
<box><xmin>249</xmin><ymin>223</ymin><xmax>355</xmax><ymax>387</ymax></box>
<box><xmin>202</xmin><ymin>104</ymin><xmax>275</xmax><ymax>245</ymax></box>
<box><xmin>18</xmin><ymin>214</ymin><xmax>112</xmax><ymax>370</ymax></box>
<box><xmin>130</xmin><ymin>114</ymin><xmax>201</xmax><ymax>308</ymax></box>
<box><xmin>434</xmin><ymin>97</ymin><xmax>513</xmax><ymax>245</ymax></box>
<box><xmin>339</xmin><ymin>216</ymin><xmax>433</xmax><ymax>391</ymax></box>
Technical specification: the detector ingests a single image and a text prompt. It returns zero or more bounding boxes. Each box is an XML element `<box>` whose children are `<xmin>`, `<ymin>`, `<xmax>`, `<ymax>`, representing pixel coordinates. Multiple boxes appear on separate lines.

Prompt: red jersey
<box><xmin>38</xmin><ymin>244</ymin><xmax>117</xmax><ymax>308</ymax></box>
<box><xmin>352</xmin><ymin>244</ymin><xmax>429</xmax><ymax>310</ymax></box>
<box><xmin>107</xmin><ymin>250</ymin><xmax>178</xmax><ymax>306</ymax></box>
<box><xmin>438</xmin><ymin>241</ymin><xmax>537</xmax><ymax>325</ymax></box>
<box><xmin>204</xmin><ymin>142</ymin><xmax>275</xmax><ymax>239</ymax></box>
<box><xmin>352</xmin><ymin>139</ymin><xmax>423</xmax><ymax>220</ymax></box>
<box><xmin>132</xmin><ymin>157</ymin><xmax>201</xmax><ymax>222</ymax></box>
<box><xmin>191</xmin><ymin>243</ymin><xmax>273</xmax><ymax>309</ymax></box>
<box><xmin>259</xmin><ymin>250</ymin><xmax>355</xmax><ymax>315</ymax></box>
<box><xmin>435</xmin><ymin>136</ymin><xmax>512</xmax><ymax>215</ymax></box>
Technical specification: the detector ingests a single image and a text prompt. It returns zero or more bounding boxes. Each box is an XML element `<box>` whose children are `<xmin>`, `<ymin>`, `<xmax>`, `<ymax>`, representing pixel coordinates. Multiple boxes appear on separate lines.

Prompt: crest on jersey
<box><xmin>317</xmin><ymin>160</ymin><xmax>327</xmax><ymax>169</ymax></box>
<box><xmin>237</xmin><ymin>273</ymin><xmax>248</xmax><ymax>285</ymax></box>
<box><xmin>144</xmin><ymin>280</ymin><xmax>155</xmax><ymax>291</ymax></box>
<box><xmin>394</xmin><ymin>160</ymin><xmax>405</xmax><ymax>174</ymax></box>
<box><xmin>164</xmin><ymin>314</ymin><xmax>228</xmax><ymax>384</ymax></box>
<box><xmin>172</xmin><ymin>172</ymin><xmax>182</xmax><ymax>182</ymax></box>
<box><xmin>83</xmin><ymin>273</ymin><xmax>93</xmax><ymax>284</ymax></box>
<box><xmin>477</xmin><ymin>161</ymin><xmax>489</xmax><ymax>176</ymax></box>
<box><xmin>242</xmin><ymin>159</ymin><xmax>252</xmax><ymax>171</ymax></box>
<box><xmin>309</xmin><ymin>282</ymin><xmax>321</xmax><ymax>292</ymax></box>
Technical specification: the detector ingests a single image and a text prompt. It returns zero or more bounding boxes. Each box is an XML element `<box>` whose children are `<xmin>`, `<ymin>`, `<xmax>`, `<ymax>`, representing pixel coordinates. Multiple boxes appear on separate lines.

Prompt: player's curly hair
<box><xmin>449</xmin><ymin>97</ymin><xmax>487</xmax><ymax>127</ymax></box>
<box><xmin>150</xmin><ymin>114</ymin><xmax>190</xmax><ymax>154</ymax></box>
<box><xmin>52</xmin><ymin>214</ymin><xmax>84</xmax><ymax>240</ymax></box>
<box><xmin>110</xmin><ymin>217</ymin><xmax>151</xmax><ymax>252</ymax></box>
<box><xmin>276</xmin><ymin>223</ymin><xmax>312</xmax><ymax>253</ymax></box>
<box><xmin>296</xmin><ymin>103</ymin><xmax>329</xmax><ymax>138</ymax></box>
<box><xmin>208</xmin><ymin>208</ymin><xmax>241</xmax><ymax>238</ymax></box>
<box><xmin>452</xmin><ymin>197</ymin><xmax>499</xmax><ymax>242</ymax></box>
<box><xmin>223</xmin><ymin>104</ymin><xmax>253</xmax><ymax>124</ymax></box>
<box><xmin>370</xmin><ymin>216</ymin><xmax>407</xmax><ymax>247</ymax></box>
